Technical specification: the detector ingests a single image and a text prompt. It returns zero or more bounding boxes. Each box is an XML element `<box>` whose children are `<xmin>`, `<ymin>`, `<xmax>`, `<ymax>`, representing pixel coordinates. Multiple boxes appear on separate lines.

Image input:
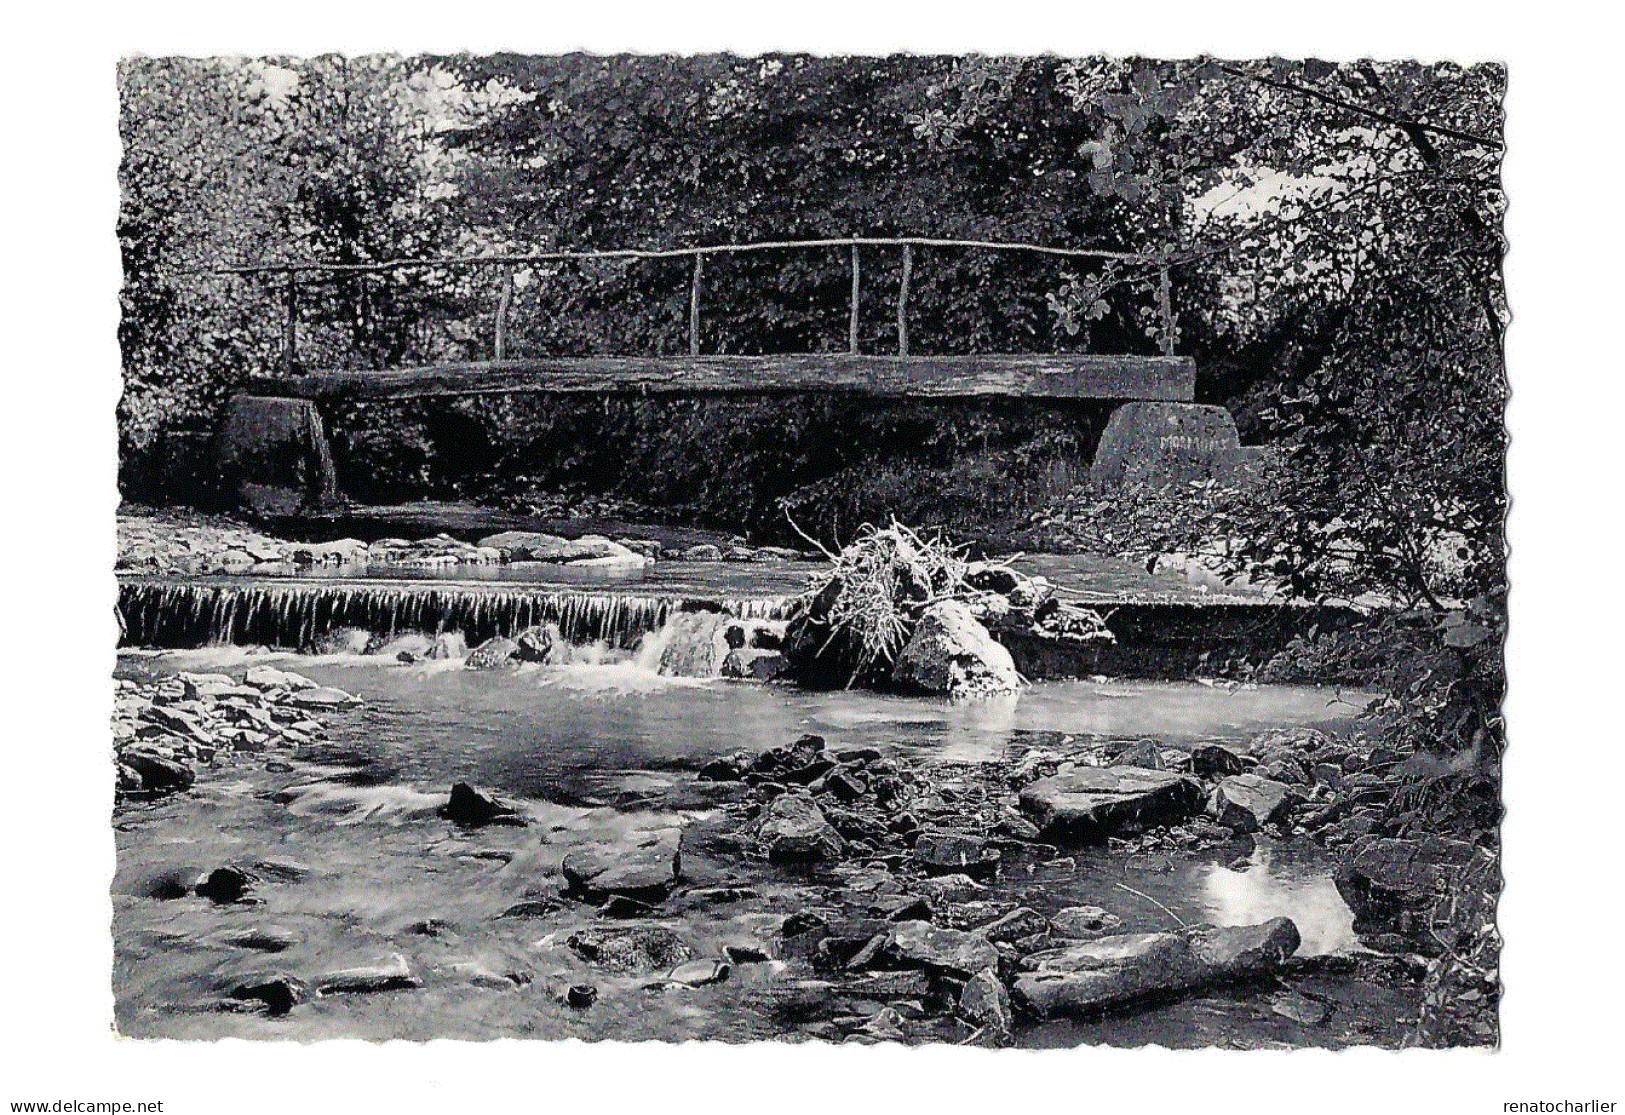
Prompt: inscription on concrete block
<box><xmin>1089</xmin><ymin>402</ymin><xmax>1244</xmax><ymax>489</ymax></box>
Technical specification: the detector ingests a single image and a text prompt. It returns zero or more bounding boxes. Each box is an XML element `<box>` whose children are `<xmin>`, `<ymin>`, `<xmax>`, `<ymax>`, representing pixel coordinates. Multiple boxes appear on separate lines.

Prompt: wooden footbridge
<box><xmin>189</xmin><ymin>236</ymin><xmax>1206</xmax><ymax>506</ymax></box>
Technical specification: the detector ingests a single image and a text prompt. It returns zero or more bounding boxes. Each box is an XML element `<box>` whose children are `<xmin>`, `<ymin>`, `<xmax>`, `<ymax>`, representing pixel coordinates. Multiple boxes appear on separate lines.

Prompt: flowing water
<box><xmin>112</xmin><ymin>632</ymin><xmax>1418</xmax><ymax>1047</ymax></box>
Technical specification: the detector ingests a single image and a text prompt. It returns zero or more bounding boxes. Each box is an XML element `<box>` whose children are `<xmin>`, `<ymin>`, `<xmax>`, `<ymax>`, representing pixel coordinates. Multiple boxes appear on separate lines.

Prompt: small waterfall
<box><xmin>117</xmin><ymin>577</ymin><xmax>797</xmax><ymax>652</ymax></box>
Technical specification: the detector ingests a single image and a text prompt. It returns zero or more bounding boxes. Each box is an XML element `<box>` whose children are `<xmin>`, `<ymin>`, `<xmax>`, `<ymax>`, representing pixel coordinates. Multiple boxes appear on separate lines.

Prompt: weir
<box><xmin>117</xmin><ymin>577</ymin><xmax>793</xmax><ymax>652</ymax></box>
<box><xmin>118</xmin><ymin>574</ymin><xmax>1361</xmax><ymax>680</ymax></box>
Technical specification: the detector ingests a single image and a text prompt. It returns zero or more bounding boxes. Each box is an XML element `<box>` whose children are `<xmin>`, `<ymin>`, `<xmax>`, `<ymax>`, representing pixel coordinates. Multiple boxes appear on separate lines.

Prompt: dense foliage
<box><xmin>118</xmin><ymin>54</ymin><xmax>1505</xmax><ymax>592</ymax></box>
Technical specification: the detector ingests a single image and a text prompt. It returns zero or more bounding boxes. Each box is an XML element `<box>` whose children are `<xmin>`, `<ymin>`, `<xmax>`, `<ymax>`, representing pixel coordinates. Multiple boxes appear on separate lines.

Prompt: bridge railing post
<box><xmin>897</xmin><ymin>243</ymin><xmax>912</xmax><ymax>356</ymax></box>
<box><xmin>282</xmin><ymin>268</ymin><xmax>298</xmax><ymax>375</ymax></box>
<box><xmin>848</xmin><ymin>243</ymin><xmax>861</xmax><ymax>355</ymax></box>
<box><xmin>689</xmin><ymin>253</ymin><xmax>703</xmax><ymax>356</ymax></box>
<box><xmin>495</xmin><ymin>269</ymin><xmax>513</xmax><ymax>360</ymax></box>
<box><xmin>1157</xmin><ymin>260</ymin><xmax>1175</xmax><ymax>357</ymax></box>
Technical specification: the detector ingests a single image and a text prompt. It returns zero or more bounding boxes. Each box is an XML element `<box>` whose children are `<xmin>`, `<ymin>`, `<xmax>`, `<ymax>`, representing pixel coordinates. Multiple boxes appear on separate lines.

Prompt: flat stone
<box><xmin>315</xmin><ymin>954</ymin><xmax>421</xmax><ymax>994</ymax></box>
<box><xmin>980</xmin><ymin>906</ymin><xmax>1049</xmax><ymax>944</ymax></box>
<box><xmin>912</xmin><ymin>830</ymin><xmax>1000</xmax><ymax>881</ymax></box>
<box><xmin>1049</xmin><ymin>906</ymin><xmax>1123</xmax><ymax>939</ymax></box>
<box><xmin>878</xmin><ymin>920</ymin><xmax>999</xmax><ymax>977</ymax></box>
<box><xmin>1018</xmin><ymin>766</ymin><xmax>1202</xmax><ymax>840</ymax></box>
<box><xmin>284</xmin><ymin>686</ymin><xmax>361</xmax><ymax>711</ymax></box>
<box><xmin>476</xmin><ymin>531</ymin><xmax>569</xmax><ymax>560</ymax></box>
<box><xmin>1271</xmin><ymin>990</ymin><xmax>1332</xmax><ymax>1025</ymax></box>
<box><xmin>243</xmin><ymin>665</ymin><xmax>318</xmax><ymax>692</ymax></box>
<box><xmin>216</xmin><ymin>926</ymin><xmax>297</xmax><ymax>952</ymax></box>
<box><xmin>1013</xmin><ymin>918</ymin><xmax>1301</xmax><ymax>1017</ymax></box>
<box><xmin>562</xmin><ymin>834</ymin><xmax>681</xmax><ymax>903</ymax></box>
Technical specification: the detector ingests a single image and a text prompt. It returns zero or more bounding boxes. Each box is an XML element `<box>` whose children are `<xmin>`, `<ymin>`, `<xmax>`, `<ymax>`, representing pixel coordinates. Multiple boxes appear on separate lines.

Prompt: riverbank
<box><xmin>111</xmin><ymin>644</ymin><xmax>1493</xmax><ymax>1047</ymax></box>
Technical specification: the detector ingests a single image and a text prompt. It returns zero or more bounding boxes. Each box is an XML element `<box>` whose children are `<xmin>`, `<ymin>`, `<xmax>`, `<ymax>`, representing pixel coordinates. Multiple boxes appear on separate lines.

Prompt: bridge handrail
<box><xmin>169</xmin><ymin>235</ymin><xmax>1151</xmax><ymax>277</ymax></box>
<box><xmin>164</xmin><ymin>235</ymin><xmax>1175</xmax><ymax>368</ymax></box>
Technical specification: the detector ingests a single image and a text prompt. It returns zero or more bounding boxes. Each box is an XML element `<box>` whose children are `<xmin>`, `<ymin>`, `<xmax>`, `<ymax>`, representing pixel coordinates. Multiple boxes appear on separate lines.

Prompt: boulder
<box><xmin>230</xmin><ymin>974</ymin><xmax>307</xmax><ymax>1016</ymax></box>
<box><xmin>890</xmin><ymin>601</ymin><xmax>1022</xmax><ymax>698</ymax></box>
<box><xmin>681</xmin><ymin>544</ymin><xmax>723</xmax><ymax>561</ymax></box>
<box><xmin>513</xmin><ymin>624</ymin><xmax>564</xmax><ymax>664</ymax></box>
<box><xmin>698</xmin><ymin>750</ymin><xmax>754</xmax><ymax>781</ymax></box>
<box><xmin>1209</xmin><ymin>773</ymin><xmax>1300</xmax><ymax>832</ymax></box>
<box><xmin>466</xmin><ymin>636</ymin><xmax>519</xmax><ymax>670</ymax></box>
<box><xmin>562</xmin><ymin>834</ymin><xmax>682</xmax><ymax>903</ymax></box>
<box><xmin>564</xmin><ymin>925</ymin><xmax>700</xmax><ymax>972</ymax></box>
<box><xmin>1189</xmin><ymin>743</ymin><xmax>1253</xmax><ymax>779</ymax></box>
<box><xmin>425</xmin><ymin>631</ymin><xmax>467</xmax><ymax>660</ymax></box>
<box><xmin>874</xmin><ymin>920</ymin><xmax>1000</xmax><ymax>978</ymax></box>
<box><xmin>1013</xmin><ymin>918</ymin><xmax>1301</xmax><ymax>1017</ymax></box>
<box><xmin>119</xmin><ymin>748</ymin><xmax>195</xmax><ymax>794</ymax></box>
<box><xmin>721</xmin><ymin>649</ymin><xmax>790</xmax><ymax>681</ymax></box>
<box><xmin>438</xmin><ymin>782</ymin><xmax>524</xmax><ymax>827</ymax></box>
<box><xmin>1089</xmin><ymin>402</ymin><xmax>1244</xmax><ymax>490</ymax></box>
<box><xmin>912</xmin><ymin>830</ymin><xmax>1000</xmax><ymax>881</ymax></box>
<box><xmin>369</xmin><ymin>633</ymin><xmax>432</xmax><ymax>660</ymax></box>
<box><xmin>477</xmin><ymin>531</ymin><xmax>570</xmax><ymax>561</ymax></box>
<box><xmin>959</xmin><ymin>968</ymin><xmax>1014</xmax><ymax>1036</ymax></box>
<box><xmin>755</xmin><ymin>792</ymin><xmax>845</xmax><ymax>863</ymax></box>
<box><xmin>1335</xmin><ymin>836</ymin><xmax>1480</xmax><ymax>941</ymax></box>
<box><xmin>1017</xmin><ymin>767</ymin><xmax>1203</xmax><ymax>840</ymax></box>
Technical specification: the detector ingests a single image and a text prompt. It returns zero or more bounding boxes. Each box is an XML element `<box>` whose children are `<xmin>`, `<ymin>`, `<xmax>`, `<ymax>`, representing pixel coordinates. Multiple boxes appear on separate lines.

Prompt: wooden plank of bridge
<box><xmin>244</xmin><ymin>354</ymin><xmax>1196</xmax><ymax>402</ymax></box>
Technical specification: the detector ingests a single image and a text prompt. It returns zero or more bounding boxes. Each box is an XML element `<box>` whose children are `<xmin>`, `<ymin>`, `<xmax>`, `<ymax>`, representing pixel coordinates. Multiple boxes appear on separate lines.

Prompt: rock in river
<box><xmin>1209</xmin><ymin>773</ymin><xmax>1300</xmax><ymax>832</ymax></box>
<box><xmin>243</xmin><ymin>665</ymin><xmax>319</xmax><ymax>692</ymax></box>
<box><xmin>912</xmin><ymin>830</ymin><xmax>1000</xmax><ymax>881</ymax></box>
<box><xmin>562</xmin><ymin>834</ymin><xmax>682</xmax><ymax>904</ymax></box>
<box><xmin>230</xmin><ymin>974</ymin><xmax>307</xmax><ymax>1016</ymax></box>
<box><xmin>286</xmin><ymin>686</ymin><xmax>361</xmax><ymax>712</ymax></box>
<box><xmin>466</xmin><ymin>636</ymin><xmax>519</xmax><ymax>670</ymax></box>
<box><xmin>1013</xmin><ymin>917</ymin><xmax>1301</xmax><ymax>1018</ymax></box>
<box><xmin>866</xmin><ymin>920</ymin><xmax>1000</xmax><ymax>978</ymax></box>
<box><xmin>959</xmin><ymin>968</ymin><xmax>1014</xmax><ymax>1037</ymax></box>
<box><xmin>754</xmin><ymin>792</ymin><xmax>845</xmax><ymax>863</ymax></box>
<box><xmin>438</xmin><ymin>782</ymin><xmax>524</xmax><ymax>827</ymax></box>
<box><xmin>316</xmin><ymin>954</ymin><xmax>421</xmax><ymax>995</ymax></box>
<box><xmin>1049</xmin><ymin>906</ymin><xmax>1123</xmax><ymax>939</ymax></box>
<box><xmin>564</xmin><ymin>925</ymin><xmax>700</xmax><ymax>972</ymax></box>
<box><xmin>890</xmin><ymin>601</ymin><xmax>1022</xmax><ymax>699</ymax></box>
<box><xmin>1017</xmin><ymin>766</ymin><xmax>1202</xmax><ymax>840</ymax></box>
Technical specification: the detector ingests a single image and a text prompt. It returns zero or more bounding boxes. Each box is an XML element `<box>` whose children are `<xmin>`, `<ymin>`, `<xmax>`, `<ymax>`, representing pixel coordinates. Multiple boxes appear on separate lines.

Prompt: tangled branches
<box><xmin>789</xmin><ymin>520</ymin><xmax>1011</xmax><ymax>688</ymax></box>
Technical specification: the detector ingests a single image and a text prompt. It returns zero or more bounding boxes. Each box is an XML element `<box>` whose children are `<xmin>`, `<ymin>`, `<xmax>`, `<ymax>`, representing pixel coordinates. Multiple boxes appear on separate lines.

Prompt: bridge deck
<box><xmin>245</xmin><ymin>354</ymin><xmax>1195</xmax><ymax>402</ymax></box>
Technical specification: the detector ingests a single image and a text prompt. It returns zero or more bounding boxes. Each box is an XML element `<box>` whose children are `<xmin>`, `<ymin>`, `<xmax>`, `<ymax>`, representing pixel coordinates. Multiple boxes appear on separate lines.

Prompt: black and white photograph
<box><xmin>107</xmin><ymin>50</ymin><xmax>1506</xmax><ymax>1049</ymax></box>
<box><xmin>3</xmin><ymin>6</ymin><xmax>1621</xmax><ymax>1112</ymax></box>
